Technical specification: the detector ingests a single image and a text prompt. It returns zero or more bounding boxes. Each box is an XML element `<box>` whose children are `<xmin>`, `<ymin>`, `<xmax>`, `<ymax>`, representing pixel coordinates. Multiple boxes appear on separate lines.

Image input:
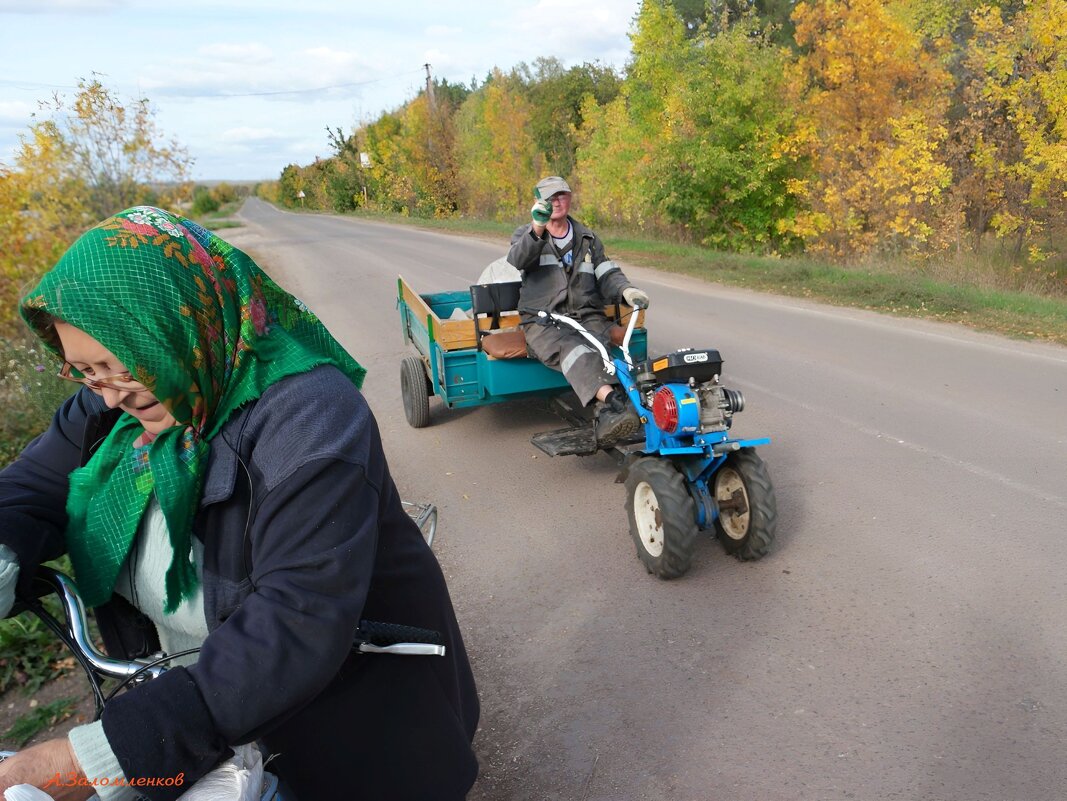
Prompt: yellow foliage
<box><xmin>950</xmin><ymin>0</ymin><xmax>1067</xmax><ymax>257</ymax></box>
<box><xmin>0</xmin><ymin>126</ymin><xmax>90</xmax><ymax>337</ymax></box>
<box><xmin>0</xmin><ymin>78</ymin><xmax>191</xmax><ymax>335</ymax></box>
<box><xmin>454</xmin><ymin>70</ymin><xmax>545</xmax><ymax>219</ymax></box>
<box><xmin>785</xmin><ymin>0</ymin><xmax>952</xmax><ymax>256</ymax></box>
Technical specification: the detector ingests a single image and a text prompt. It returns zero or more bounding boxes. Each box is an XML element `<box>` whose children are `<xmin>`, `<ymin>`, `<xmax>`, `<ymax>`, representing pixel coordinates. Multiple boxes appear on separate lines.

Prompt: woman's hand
<box><xmin>0</xmin><ymin>738</ymin><xmax>94</xmax><ymax>800</ymax></box>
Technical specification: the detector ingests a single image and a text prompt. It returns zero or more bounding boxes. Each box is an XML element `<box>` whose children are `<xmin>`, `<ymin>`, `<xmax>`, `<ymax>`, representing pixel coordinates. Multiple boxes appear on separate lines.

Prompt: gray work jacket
<box><xmin>506</xmin><ymin>216</ymin><xmax>632</xmax><ymax>322</ymax></box>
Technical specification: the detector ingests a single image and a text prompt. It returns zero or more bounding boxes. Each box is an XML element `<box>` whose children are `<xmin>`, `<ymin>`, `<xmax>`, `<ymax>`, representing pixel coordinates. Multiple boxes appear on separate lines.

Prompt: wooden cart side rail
<box><xmin>438</xmin><ymin>308</ymin><xmax>643</xmax><ymax>352</ymax></box>
<box><xmin>399</xmin><ymin>275</ymin><xmax>645</xmax><ymax>353</ymax></box>
<box><xmin>398</xmin><ymin>276</ymin><xmax>433</xmax><ymax>331</ymax></box>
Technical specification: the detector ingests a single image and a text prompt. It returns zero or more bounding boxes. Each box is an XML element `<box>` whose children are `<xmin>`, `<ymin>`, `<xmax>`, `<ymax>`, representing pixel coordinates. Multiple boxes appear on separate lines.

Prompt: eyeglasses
<box><xmin>57</xmin><ymin>362</ymin><xmax>148</xmax><ymax>392</ymax></box>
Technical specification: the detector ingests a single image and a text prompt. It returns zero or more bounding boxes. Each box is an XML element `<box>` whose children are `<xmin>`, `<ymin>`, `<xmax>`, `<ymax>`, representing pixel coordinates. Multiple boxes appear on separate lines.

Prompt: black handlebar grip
<box><xmin>354</xmin><ymin>620</ymin><xmax>443</xmax><ymax>647</ymax></box>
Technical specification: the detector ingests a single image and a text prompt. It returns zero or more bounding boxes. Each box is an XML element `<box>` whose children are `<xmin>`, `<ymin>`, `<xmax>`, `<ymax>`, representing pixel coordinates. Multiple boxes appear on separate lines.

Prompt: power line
<box><xmin>0</xmin><ymin>79</ymin><xmax>81</xmax><ymax>91</ymax></box>
<box><xmin>0</xmin><ymin>68</ymin><xmax>424</xmax><ymax>99</ymax></box>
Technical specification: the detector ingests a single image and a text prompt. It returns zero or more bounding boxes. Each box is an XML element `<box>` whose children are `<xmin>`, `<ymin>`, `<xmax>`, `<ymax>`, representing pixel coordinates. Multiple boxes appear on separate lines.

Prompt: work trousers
<box><xmin>523</xmin><ymin>311</ymin><xmax>618</xmax><ymax>406</ymax></box>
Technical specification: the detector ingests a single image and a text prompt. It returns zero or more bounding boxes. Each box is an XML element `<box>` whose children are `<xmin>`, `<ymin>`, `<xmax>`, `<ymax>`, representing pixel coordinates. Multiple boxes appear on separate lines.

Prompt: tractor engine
<box><xmin>634</xmin><ymin>349</ymin><xmax>745</xmax><ymax>436</ymax></box>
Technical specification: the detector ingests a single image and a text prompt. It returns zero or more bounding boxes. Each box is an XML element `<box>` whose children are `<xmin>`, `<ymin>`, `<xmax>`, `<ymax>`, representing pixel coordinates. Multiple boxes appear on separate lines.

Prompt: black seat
<box><xmin>469</xmin><ymin>282</ymin><xmax>522</xmax><ymax>351</ymax></box>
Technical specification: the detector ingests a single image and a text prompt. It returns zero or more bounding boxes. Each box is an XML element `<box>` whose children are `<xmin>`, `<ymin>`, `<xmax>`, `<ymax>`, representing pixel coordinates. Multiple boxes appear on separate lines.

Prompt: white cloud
<box><xmin>425</xmin><ymin>24</ymin><xmax>461</xmax><ymax>37</ymax></box>
<box><xmin>219</xmin><ymin>127</ymin><xmax>285</xmax><ymax>143</ymax></box>
<box><xmin>196</xmin><ymin>43</ymin><xmax>274</xmax><ymax>65</ymax></box>
<box><xmin>0</xmin><ymin>100</ymin><xmax>34</xmax><ymax>128</ymax></box>
<box><xmin>300</xmin><ymin>46</ymin><xmax>365</xmax><ymax>70</ymax></box>
<box><xmin>491</xmin><ymin>0</ymin><xmax>634</xmax><ymax>61</ymax></box>
<box><xmin>0</xmin><ymin>0</ymin><xmax>125</xmax><ymax>11</ymax></box>
<box><xmin>288</xmin><ymin>137</ymin><xmax>325</xmax><ymax>156</ymax></box>
<box><xmin>137</xmin><ymin>44</ymin><xmax>381</xmax><ymax>101</ymax></box>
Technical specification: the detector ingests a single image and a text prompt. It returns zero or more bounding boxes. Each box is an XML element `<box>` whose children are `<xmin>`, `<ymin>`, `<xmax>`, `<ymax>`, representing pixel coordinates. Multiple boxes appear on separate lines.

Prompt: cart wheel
<box><xmin>625</xmin><ymin>457</ymin><xmax>699</xmax><ymax>579</ymax></box>
<box><xmin>713</xmin><ymin>449</ymin><xmax>777</xmax><ymax>560</ymax></box>
<box><xmin>401</xmin><ymin>356</ymin><xmax>431</xmax><ymax>428</ymax></box>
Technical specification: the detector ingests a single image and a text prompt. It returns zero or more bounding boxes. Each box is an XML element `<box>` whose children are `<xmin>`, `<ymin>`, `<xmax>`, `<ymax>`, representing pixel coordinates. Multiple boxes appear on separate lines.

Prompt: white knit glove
<box><xmin>0</xmin><ymin>544</ymin><xmax>19</xmax><ymax>618</ymax></box>
<box><xmin>622</xmin><ymin>287</ymin><xmax>649</xmax><ymax>309</ymax></box>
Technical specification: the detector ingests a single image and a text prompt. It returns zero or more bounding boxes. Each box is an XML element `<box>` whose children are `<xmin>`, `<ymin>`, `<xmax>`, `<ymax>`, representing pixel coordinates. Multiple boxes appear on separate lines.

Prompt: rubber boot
<box><xmin>594</xmin><ymin>389</ymin><xmax>640</xmax><ymax>447</ymax></box>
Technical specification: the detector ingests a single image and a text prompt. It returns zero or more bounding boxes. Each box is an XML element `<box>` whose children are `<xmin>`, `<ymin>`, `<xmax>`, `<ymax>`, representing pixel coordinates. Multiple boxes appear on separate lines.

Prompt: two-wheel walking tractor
<box><xmin>397</xmin><ymin>275</ymin><xmax>778</xmax><ymax>578</ymax></box>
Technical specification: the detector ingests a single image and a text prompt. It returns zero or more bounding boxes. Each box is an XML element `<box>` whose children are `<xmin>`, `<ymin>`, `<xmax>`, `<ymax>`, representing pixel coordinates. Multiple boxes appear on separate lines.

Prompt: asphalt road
<box><xmin>231</xmin><ymin>198</ymin><xmax>1067</xmax><ymax>801</ymax></box>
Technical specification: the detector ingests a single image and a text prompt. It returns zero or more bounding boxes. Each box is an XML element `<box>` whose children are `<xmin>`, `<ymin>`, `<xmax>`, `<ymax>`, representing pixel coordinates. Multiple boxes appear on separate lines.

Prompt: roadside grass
<box><xmin>605</xmin><ymin>242</ymin><xmax>1067</xmax><ymax>346</ymax></box>
<box><xmin>0</xmin><ymin>342</ymin><xmax>91</xmax><ymax>742</ymax></box>
<box><xmin>0</xmin><ymin>338</ymin><xmax>74</xmax><ymax>467</ymax></box>
<box><xmin>1</xmin><ymin>696</ymin><xmax>78</xmax><ymax>747</ymax></box>
<box><xmin>318</xmin><ymin>206</ymin><xmax>1067</xmax><ymax>346</ymax></box>
<box><xmin>0</xmin><ymin>597</ymin><xmax>74</xmax><ymax>698</ymax></box>
<box><xmin>195</xmin><ymin>200</ymin><xmax>244</xmax><ymax>230</ymax></box>
<box><xmin>0</xmin><ymin>553</ymin><xmax>91</xmax><ymax>748</ymax></box>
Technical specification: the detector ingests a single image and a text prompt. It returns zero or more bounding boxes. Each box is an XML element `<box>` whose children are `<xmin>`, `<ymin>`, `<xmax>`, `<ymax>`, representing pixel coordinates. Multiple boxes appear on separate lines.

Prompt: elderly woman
<box><xmin>0</xmin><ymin>207</ymin><xmax>479</xmax><ymax>800</ymax></box>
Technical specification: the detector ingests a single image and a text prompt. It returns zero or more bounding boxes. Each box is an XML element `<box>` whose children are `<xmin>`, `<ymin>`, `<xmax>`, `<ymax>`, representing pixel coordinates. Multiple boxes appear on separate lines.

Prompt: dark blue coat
<box><xmin>0</xmin><ymin>366</ymin><xmax>479</xmax><ymax>800</ymax></box>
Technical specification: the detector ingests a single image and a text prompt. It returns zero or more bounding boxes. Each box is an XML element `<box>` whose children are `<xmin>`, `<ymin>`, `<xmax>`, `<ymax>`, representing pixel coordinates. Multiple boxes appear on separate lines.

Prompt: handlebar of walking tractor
<box><xmin>524</xmin><ymin>298</ymin><xmax>646</xmax><ymax>376</ymax></box>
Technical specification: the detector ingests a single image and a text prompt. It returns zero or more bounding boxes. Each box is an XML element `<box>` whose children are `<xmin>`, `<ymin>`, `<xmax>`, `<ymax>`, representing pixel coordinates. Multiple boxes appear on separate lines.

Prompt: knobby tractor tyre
<box><xmin>400</xmin><ymin>356</ymin><xmax>431</xmax><ymax>428</ymax></box>
<box><xmin>713</xmin><ymin>449</ymin><xmax>778</xmax><ymax>560</ymax></box>
<box><xmin>624</xmin><ymin>457</ymin><xmax>699</xmax><ymax>579</ymax></box>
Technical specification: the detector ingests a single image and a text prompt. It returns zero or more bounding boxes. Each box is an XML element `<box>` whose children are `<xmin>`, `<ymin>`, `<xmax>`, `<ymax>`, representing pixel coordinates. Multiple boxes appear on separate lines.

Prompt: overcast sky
<box><xmin>0</xmin><ymin>0</ymin><xmax>640</xmax><ymax>181</ymax></box>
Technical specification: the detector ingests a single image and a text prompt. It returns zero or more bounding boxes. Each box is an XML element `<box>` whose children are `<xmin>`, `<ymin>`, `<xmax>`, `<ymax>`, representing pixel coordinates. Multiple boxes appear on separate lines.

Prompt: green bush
<box><xmin>0</xmin><ymin>337</ymin><xmax>75</xmax><ymax>468</ymax></box>
<box><xmin>1</xmin><ymin>697</ymin><xmax>78</xmax><ymax>747</ymax></box>
<box><xmin>0</xmin><ymin>551</ymin><xmax>80</xmax><ymax>699</ymax></box>
<box><xmin>0</xmin><ymin>597</ymin><xmax>75</xmax><ymax>697</ymax></box>
<box><xmin>190</xmin><ymin>186</ymin><xmax>220</xmax><ymax>216</ymax></box>
<box><xmin>0</xmin><ymin>338</ymin><xmax>89</xmax><ymax>706</ymax></box>
<box><xmin>211</xmin><ymin>182</ymin><xmax>238</xmax><ymax>205</ymax></box>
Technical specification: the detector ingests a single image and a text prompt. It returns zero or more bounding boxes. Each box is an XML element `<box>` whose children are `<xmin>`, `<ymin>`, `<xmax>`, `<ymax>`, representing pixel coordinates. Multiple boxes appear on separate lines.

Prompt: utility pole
<box><xmin>424</xmin><ymin>63</ymin><xmax>436</xmax><ymax>111</ymax></box>
<box><xmin>424</xmin><ymin>63</ymin><xmax>437</xmax><ymax>168</ymax></box>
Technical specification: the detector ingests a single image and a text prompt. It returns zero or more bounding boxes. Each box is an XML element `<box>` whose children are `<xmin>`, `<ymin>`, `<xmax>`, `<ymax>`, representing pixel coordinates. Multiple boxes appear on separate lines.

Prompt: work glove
<box><xmin>0</xmin><ymin>544</ymin><xmax>19</xmax><ymax>618</ymax></box>
<box><xmin>530</xmin><ymin>198</ymin><xmax>553</xmax><ymax>225</ymax></box>
<box><xmin>622</xmin><ymin>286</ymin><xmax>650</xmax><ymax>309</ymax></box>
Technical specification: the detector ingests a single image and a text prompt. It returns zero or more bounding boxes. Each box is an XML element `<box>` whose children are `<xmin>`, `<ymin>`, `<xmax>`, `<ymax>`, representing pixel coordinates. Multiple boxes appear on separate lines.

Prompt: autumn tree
<box><xmin>319</xmin><ymin>126</ymin><xmax>365</xmax><ymax>212</ymax></box>
<box><xmin>342</xmin><ymin>79</ymin><xmax>465</xmax><ymax>217</ymax></box>
<box><xmin>945</xmin><ymin>0</ymin><xmax>1067</xmax><ymax>259</ymax></box>
<box><xmin>396</xmin><ymin>92</ymin><xmax>460</xmax><ymax>216</ymax></box>
<box><xmin>0</xmin><ymin>126</ymin><xmax>88</xmax><ymax>336</ymax></box>
<box><xmin>578</xmin><ymin>0</ymin><xmax>684</xmax><ymax>230</ymax></box>
<box><xmin>520</xmin><ymin>58</ymin><xmax>621</xmax><ymax>179</ymax></box>
<box><xmin>783</xmin><ymin>0</ymin><xmax>953</xmax><ymax>257</ymax></box>
<box><xmin>669</xmin><ymin>0</ymin><xmax>797</xmax><ymax>44</ymax></box>
<box><xmin>890</xmin><ymin>0</ymin><xmax>988</xmax><ymax>41</ymax></box>
<box><xmin>580</xmin><ymin>0</ymin><xmax>801</xmax><ymax>250</ymax></box>
<box><xmin>355</xmin><ymin>113</ymin><xmax>410</xmax><ymax>213</ymax></box>
<box><xmin>654</xmin><ymin>18</ymin><xmax>802</xmax><ymax>250</ymax></box>
<box><xmin>454</xmin><ymin>70</ymin><xmax>544</xmax><ymax>219</ymax></box>
<box><xmin>0</xmin><ymin>78</ymin><xmax>191</xmax><ymax>335</ymax></box>
<box><xmin>37</xmin><ymin>77</ymin><xmax>192</xmax><ymax>218</ymax></box>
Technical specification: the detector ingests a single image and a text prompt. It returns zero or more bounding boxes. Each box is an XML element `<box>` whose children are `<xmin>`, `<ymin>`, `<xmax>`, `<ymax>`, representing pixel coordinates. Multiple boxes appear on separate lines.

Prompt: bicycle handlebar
<box><xmin>31</xmin><ymin>567</ymin><xmax>169</xmax><ymax>682</ymax></box>
<box><xmin>21</xmin><ymin>566</ymin><xmax>446</xmax><ymax>692</ymax></box>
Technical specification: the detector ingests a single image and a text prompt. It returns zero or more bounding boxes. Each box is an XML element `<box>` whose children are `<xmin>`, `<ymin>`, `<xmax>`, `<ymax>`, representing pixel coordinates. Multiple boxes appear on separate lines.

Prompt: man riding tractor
<box><xmin>506</xmin><ymin>176</ymin><xmax>650</xmax><ymax>447</ymax></box>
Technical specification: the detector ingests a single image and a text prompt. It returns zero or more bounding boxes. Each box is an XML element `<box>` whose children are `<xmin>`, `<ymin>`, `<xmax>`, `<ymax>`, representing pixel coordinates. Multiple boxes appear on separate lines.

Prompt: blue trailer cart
<box><xmin>396</xmin><ymin>275</ymin><xmax>647</xmax><ymax>427</ymax></box>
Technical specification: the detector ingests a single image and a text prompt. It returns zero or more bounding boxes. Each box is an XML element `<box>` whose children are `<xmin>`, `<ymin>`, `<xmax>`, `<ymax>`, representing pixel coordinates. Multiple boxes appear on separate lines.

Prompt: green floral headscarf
<box><xmin>21</xmin><ymin>206</ymin><xmax>365</xmax><ymax>611</ymax></box>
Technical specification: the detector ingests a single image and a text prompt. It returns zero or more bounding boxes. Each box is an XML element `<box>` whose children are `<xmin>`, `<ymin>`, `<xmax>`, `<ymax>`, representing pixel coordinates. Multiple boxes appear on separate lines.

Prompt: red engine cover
<box><xmin>652</xmin><ymin>386</ymin><xmax>679</xmax><ymax>433</ymax></box>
